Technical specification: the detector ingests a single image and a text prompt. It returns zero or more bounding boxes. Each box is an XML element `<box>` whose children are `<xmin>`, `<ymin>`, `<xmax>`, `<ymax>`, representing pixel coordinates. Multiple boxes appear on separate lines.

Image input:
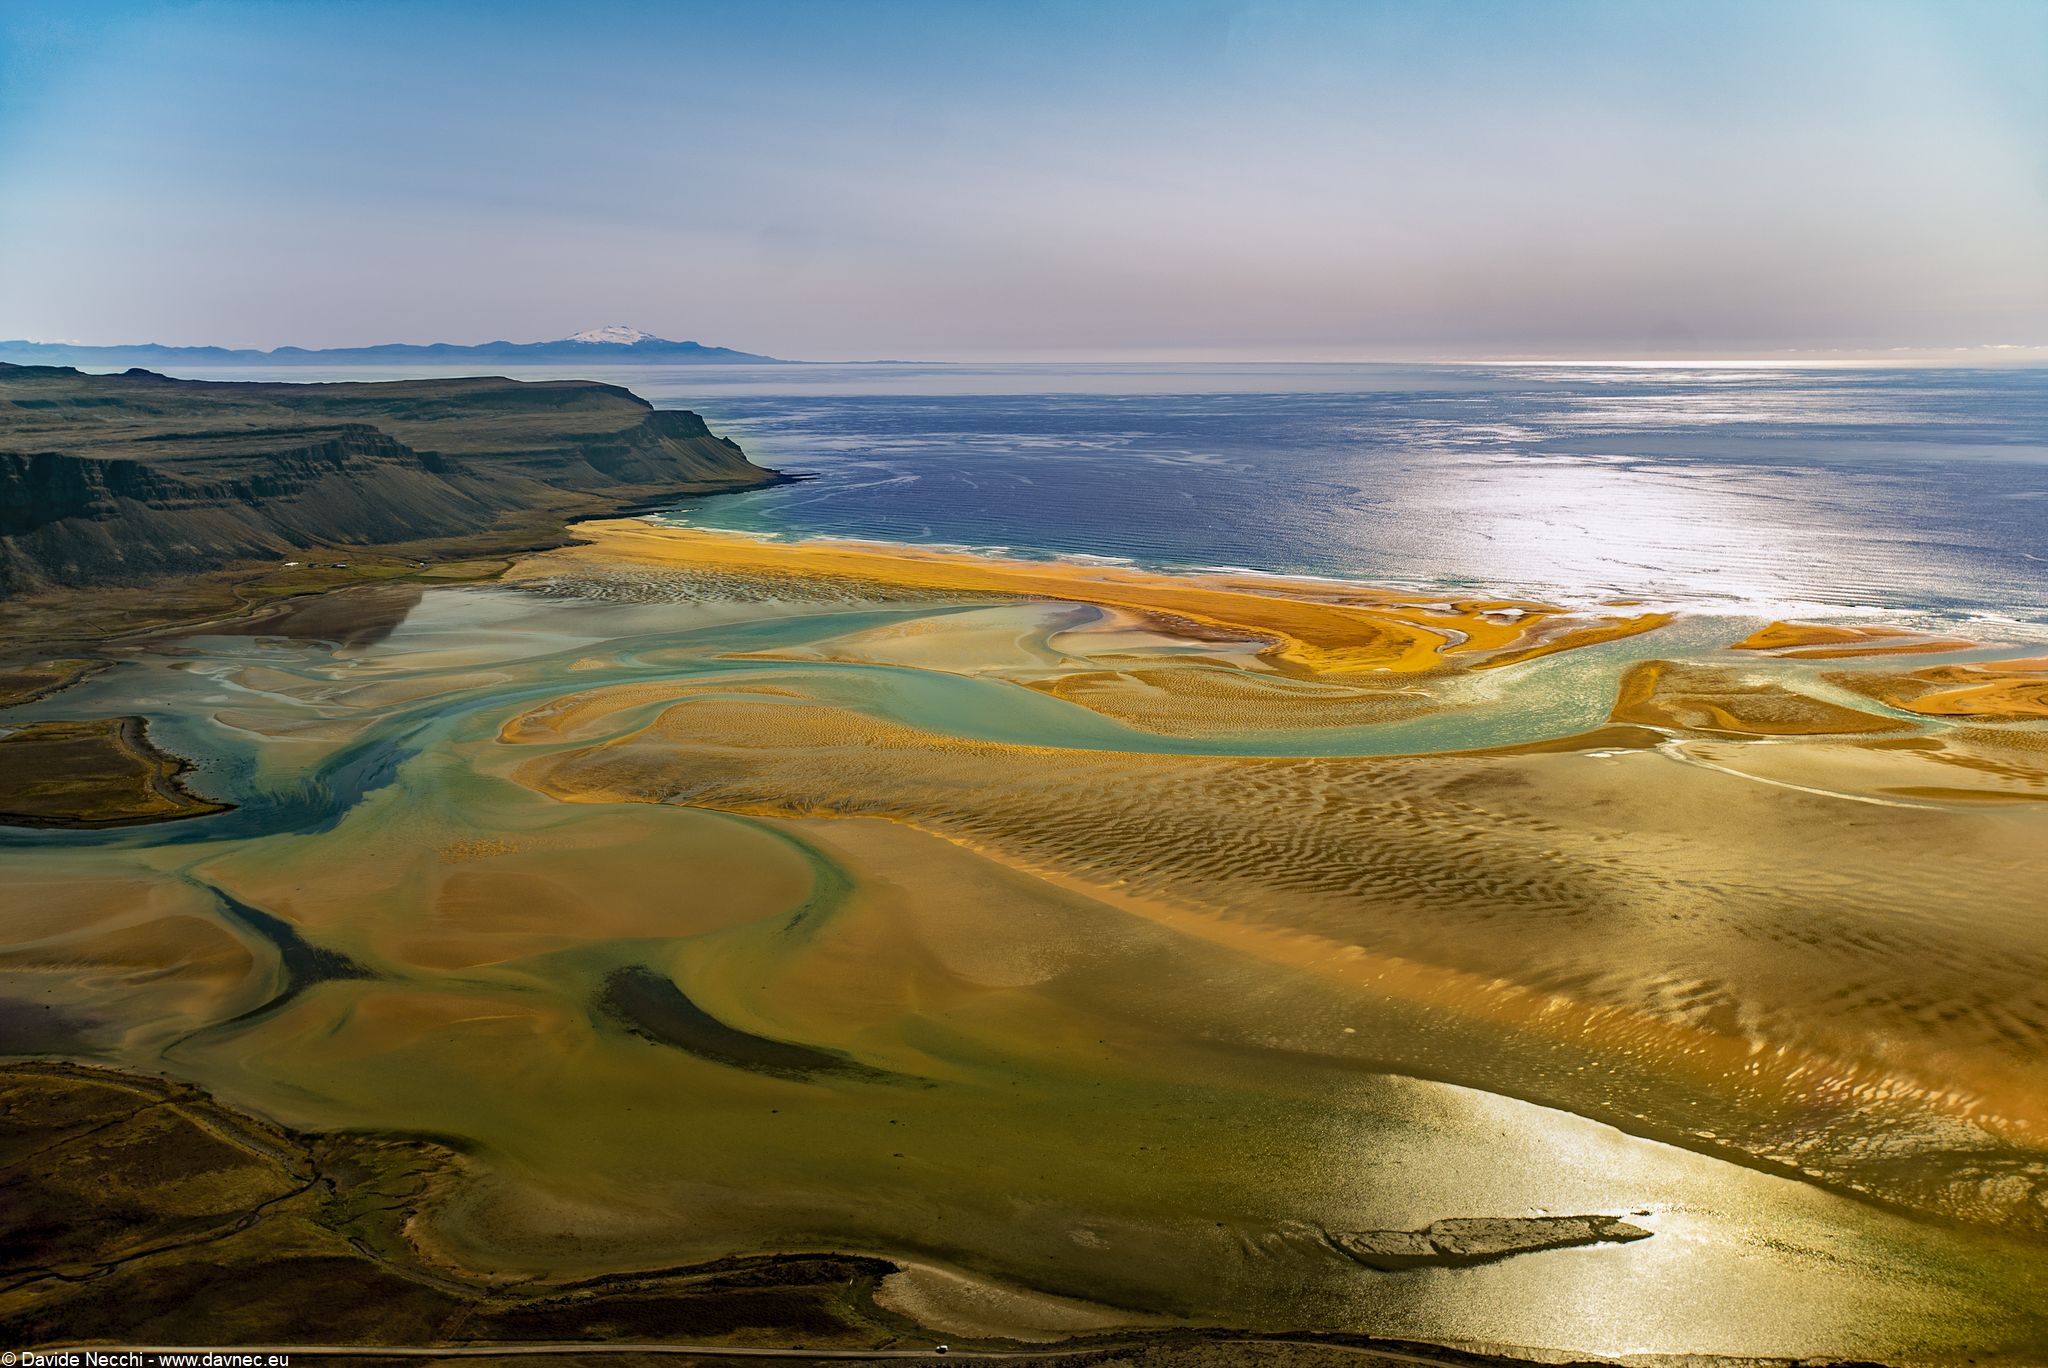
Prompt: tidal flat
<box><xmin>4</xmin><ymin>522</ymin><xmax>2048</xmax><ymax>1362</ymax></box>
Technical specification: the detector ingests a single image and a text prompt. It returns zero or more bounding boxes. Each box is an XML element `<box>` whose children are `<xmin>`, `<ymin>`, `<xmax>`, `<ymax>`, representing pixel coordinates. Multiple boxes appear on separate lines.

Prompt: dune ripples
<box><xmin>498</xmin><ymin>536</ymin><xmax>2048</xmax><ymax>1236</ymax></box>
<box><xmin>12</xmin><ymin>522</ymin><xmax>2048</xmax><ymax>1360</ymax></box>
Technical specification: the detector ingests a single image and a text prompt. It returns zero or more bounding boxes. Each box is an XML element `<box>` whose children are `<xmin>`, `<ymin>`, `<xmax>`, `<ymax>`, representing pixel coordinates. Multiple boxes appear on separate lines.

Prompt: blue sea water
<box><xmin>615</xmin><ymin>362</ymin><xmax>2048</xmax><ymax>630</ymax></box>
<box><xmin>147</xmin><ymin>360</ymin><xmax>2048</xmax><ymax>628</ymax></box>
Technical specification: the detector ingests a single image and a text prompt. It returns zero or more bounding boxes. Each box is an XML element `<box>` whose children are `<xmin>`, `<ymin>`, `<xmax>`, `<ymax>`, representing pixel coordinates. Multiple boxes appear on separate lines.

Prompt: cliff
<box><xmin>0</xmin><ymin>365</ymin><xmax>780</xmax><ymax>593</ymax></box>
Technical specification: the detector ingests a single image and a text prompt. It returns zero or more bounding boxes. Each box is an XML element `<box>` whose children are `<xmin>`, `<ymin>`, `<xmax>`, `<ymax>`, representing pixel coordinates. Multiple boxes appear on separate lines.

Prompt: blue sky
<box><xmin>2</xmin><ymin>0</ymin><xmax>2044</xmax><ymax>358</ymax></box>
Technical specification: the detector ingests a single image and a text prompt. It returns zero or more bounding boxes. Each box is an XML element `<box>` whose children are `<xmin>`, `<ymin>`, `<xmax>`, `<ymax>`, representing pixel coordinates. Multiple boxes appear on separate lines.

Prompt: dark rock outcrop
<box><xmin>0</xmin><ymin>365</ymin><xmax>780</xmax><ymax>592</ymax></box>
<box><xmin>1329</xmin><ymin>1215</ymin><xmax>1652</xmax><ymax>1269</ymax></box>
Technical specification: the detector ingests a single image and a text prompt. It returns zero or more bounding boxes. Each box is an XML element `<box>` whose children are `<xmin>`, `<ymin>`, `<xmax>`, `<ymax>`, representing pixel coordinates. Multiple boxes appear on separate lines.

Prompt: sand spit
<box><xmin>532</xmin><ymin>520</ymin><xmax>1664</xmax><ymax>679</ymax></box>
<box><xmin>1729</xmin><ymin>621</ymin><xmax>1979</xmax><ymax>659</ymax></box>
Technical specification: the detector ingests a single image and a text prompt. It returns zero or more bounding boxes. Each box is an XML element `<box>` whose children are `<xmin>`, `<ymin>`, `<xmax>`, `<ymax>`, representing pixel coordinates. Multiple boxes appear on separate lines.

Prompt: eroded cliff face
<box><xmin>0</xmin><ymin>428</ymin><xmax>495</xmax><ymax>590</ymax></box>
<box><xmin>459</xmin><ymin>408</ymin><xmax>760</xmax><ymax>488</ymax></box>
<box><xmin>0</xmin><ymin>366</ymin><xmax>779</xmax><ymax>593</ymax></box>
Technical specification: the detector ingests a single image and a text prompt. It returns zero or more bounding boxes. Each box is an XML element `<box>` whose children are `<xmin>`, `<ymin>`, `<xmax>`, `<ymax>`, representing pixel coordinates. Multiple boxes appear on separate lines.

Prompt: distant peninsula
<box><xmin>0</xmin><ymin>326</ymin><xmax>781</xmax><ymax>369</ymax></box>
<box><xmin>0</xmin><ymin>363</ymin><xmax>781</xmax><ymax>619</ymax></box>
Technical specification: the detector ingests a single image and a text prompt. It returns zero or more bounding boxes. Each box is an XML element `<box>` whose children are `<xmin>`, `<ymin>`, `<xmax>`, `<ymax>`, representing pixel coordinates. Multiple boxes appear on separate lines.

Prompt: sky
<box><xmin>1</xmin><ymin>0</ymin><xmax>2045</xmax><ymax>360</ymax></box>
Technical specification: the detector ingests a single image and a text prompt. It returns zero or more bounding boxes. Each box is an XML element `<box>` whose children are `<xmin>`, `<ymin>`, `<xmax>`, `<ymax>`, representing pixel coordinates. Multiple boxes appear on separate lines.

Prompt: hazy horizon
<box><xmin>4</xmin><ymin>0</ymin><xmax>2045</xmax><ymax>361</ymax></box>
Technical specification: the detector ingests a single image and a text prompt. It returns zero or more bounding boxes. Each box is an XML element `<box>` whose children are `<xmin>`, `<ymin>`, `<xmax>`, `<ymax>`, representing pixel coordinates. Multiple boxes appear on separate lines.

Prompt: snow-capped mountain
<box><xmin>568</xmin><ymin>326</ymin><xmax>658</xmax><ymax>345</ymax></box>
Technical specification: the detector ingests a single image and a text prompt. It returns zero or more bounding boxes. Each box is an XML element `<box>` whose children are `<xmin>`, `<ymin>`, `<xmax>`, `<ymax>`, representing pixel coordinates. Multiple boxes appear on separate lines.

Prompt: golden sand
<box><xmin>1025</xmin><ymin>666</ymin><xmax>1439</xmax><ymax>735</ymax></box>
<box><xmin>506</xmin><ymin>681</ymin><xmax>2048</xmax><ymax>1223</ymax></box>
<box><xmin>1610</xmin><ymin>660</ymin><xmax>1914</xmax><ymax>737</ymax></box>
<box><xmin>1729</xmin><ymin>620</ymin><xmax>1977</xmax><ymax>659</ymax></box>
<box><xmin>0</xmin><ymin>858</ymin><xmax>260</xmax><ymax>1052</ymax></box>
<box><xmin>537</xmin><ymin>521</ymin><xmax>1651</xmax><ymax>678</ymax></box>
<box><xmin>1831</xmin><ymin>656</ymin><xmax>2048</xmax><ymax>721</ymax></box>
<box><xmin>1470</xmin><ymin>612</ymin><xmax>1674</xmax><ymax>670</ymax></box>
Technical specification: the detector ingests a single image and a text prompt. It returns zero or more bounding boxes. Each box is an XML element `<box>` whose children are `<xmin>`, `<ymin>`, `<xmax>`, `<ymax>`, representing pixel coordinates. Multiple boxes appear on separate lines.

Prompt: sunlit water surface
<box><xmin>638</xmin><ymin>363</ymin><xmax>2048</xmax><ymax>629</ymax></box>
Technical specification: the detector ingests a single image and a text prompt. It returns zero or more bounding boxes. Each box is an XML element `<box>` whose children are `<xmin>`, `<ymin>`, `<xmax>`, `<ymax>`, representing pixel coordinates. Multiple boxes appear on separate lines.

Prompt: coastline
<box><xmin>649</xmin><ymin>509</ymin><xmax>2048</xmax><ymax>647</ymax></box>
<box><xmin>11</xmin><ymin>511</ymin><xmax>2048</xmax><ymax>819</ymax></box>
<box><xmin>533</xmin><ymin>516</ymin><xmax>2048</xmax><ymax>710</ymax></box>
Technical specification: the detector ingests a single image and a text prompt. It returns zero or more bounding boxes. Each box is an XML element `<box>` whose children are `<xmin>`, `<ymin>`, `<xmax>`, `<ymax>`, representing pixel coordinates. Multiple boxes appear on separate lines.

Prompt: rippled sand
<box><xmin>4</xmin><ymin>523</ymin><xmax>2047</xmax><ymax>1361</ymax></box>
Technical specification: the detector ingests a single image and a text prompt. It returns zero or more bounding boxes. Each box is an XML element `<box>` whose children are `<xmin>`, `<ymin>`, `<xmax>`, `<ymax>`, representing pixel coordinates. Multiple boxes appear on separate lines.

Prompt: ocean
<box><xmin>131</xmin><ymin>360</ymin><xmax>2048</xmax><ymax>629</ymax></box>
<box><xmin>618</xmin><ymin>361</ymin><xmax>2048</xmax><ymax>631</ymax></box>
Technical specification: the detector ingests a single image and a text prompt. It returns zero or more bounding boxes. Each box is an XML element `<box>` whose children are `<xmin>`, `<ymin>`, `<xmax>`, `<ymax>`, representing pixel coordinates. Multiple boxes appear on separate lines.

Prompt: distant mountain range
<box><xmin>0</xmin><ymin>327</ymin><xmax>782</xmax><ymax>368</ymax></box>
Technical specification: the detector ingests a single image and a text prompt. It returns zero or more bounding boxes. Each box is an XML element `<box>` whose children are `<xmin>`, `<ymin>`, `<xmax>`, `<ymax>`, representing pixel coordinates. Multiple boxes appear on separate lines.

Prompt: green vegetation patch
<box><xmin>0</xmin><ymin>658</ymin><xmax>104</xmax><ymax>708</ymax></box>
<box><xmin>0</xmin><ymin>1063</ymin><xmax>910</xmax><ymax>1352</ymax></box>
<box><xmin>0</xmin><ymin>716</ymin><xmax>231</xmax><ymax>828</ymax></box>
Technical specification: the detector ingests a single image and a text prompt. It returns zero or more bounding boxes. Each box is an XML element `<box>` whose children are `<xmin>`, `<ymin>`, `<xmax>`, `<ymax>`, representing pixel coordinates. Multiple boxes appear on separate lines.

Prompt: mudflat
<box><xmin>3</xmin><ymin>521</ymin><xmax>2046</xmax><ymax>1363</ymax></box>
